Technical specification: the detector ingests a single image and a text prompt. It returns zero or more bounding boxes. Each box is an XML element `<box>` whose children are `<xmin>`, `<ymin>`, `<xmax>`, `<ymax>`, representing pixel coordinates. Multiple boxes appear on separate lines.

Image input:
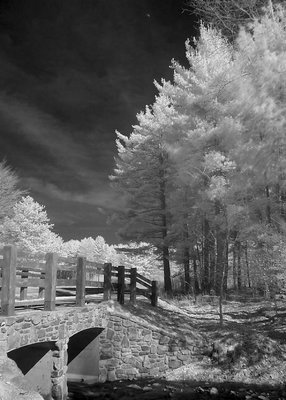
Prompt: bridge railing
<box><xmin>0</xmin><ymin>245</ymin><xmax>158</xmax><ymax>316</ymax></box>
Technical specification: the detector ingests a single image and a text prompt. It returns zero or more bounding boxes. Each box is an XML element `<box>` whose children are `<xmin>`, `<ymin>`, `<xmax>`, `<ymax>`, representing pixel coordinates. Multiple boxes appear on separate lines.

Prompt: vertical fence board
<box><xmin>103</xmin><ymin>263</ymin><xmax>112</xmax><ymax>301</ymax></box>
<box><xmin>1</xmin><ymin>245</ymin><xmax>17</xmax><ymax>316</ymax></box>
<box><xmin>44</xmin><ymin>253</ymin><xmax>58</xmax><ymax>311</ymax></box>
<box><xmin>117</xmin><ymin>265</ymin><xmax>125</xmax><ymax>305</ymax></box>
<box><xmin>20</xmin><ymin>269</ymin><xmax>28</xmax><ymax>300</ymax></box>
<box><xmin>130</xmin><ymin>268</ymin><xmax>137</xmax><ymax>305</ymax></box>
<box><xmin>151</xmin><ymin>280</ymin><xmax>158</xmax><ymax>307</ymax></box>
<box><xmin>38</xmin><ymin>271</ymin><xmax>45</xmax><ymax>299</ymax></box>
<box><xmin>76</xmin><ymin>256</ymin><xmax>86</xmax><ymax>307</ymax></box>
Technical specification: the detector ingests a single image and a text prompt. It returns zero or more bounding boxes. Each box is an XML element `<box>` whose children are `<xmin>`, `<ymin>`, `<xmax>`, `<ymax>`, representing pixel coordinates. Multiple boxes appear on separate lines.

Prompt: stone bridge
<box><xmin>0</xmin><ymin>300</ymin><xmax>204</xmax><ymax>400</ymax></box>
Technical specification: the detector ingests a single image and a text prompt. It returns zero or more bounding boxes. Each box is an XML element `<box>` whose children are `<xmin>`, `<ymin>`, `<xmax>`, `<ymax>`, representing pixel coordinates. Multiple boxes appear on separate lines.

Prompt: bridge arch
<box><xmin>67</xmin><ymin>327</ymin><xmax>104</xmax><ymax>384</ymax></box>
<box><xmin>8</xmin><ymin>341</ymin><xmax>57</xmax><ymax>399</ymax></box>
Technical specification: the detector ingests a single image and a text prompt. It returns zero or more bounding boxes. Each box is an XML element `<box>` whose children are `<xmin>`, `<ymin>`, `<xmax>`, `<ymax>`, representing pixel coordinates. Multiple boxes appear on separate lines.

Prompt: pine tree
<box><xmin>110</xmin><ymin>96</ymin><xmax>177</xmax><ymax>294</ymax></box>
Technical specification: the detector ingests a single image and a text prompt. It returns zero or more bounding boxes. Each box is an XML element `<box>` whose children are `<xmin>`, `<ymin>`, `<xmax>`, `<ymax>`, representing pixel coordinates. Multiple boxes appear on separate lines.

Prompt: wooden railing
<box><xmin>0</xmin><ymin>245</ymin><xmax>158</xmax><ymax>316</ymax></box>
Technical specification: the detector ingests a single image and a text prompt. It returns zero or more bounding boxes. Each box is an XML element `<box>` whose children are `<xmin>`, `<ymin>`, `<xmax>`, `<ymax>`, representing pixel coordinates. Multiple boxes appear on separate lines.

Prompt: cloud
<box><xmin>0</xmin><ymin>94</ymin><xmax>89</xmax><ymax>169</ymax></box>
<box><xmin>22</xmin><ymin>176</ymin><xmax>126</xmax><ymax>211</ymax></box>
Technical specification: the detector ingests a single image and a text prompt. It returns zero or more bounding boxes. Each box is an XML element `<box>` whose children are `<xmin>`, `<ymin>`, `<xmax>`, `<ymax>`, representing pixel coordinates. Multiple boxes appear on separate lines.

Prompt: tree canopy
<box><xmin>111</xmin><ymin>4</ymin><xmax>286</xmax><ymax>296</ymax></box>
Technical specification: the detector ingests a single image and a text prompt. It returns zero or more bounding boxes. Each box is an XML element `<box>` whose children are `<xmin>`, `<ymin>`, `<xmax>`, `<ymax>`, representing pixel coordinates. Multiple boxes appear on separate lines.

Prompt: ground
<box><xmin>69</xmin><ymin>296</ymin><xmax>286</xmax><ymax>399</ymax></box>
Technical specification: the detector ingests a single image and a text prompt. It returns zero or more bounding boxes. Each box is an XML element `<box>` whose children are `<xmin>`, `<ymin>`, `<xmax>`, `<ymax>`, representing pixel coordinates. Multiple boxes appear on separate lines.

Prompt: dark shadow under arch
<box><xmin>68</xmin><ymin>327</ymin><xmax>104</xmax><ymax>364</ymax></box>
<box><xmin>8</xmin><ymin>341</ymin><xmax>57</xmax><ymax>375</ymax></box>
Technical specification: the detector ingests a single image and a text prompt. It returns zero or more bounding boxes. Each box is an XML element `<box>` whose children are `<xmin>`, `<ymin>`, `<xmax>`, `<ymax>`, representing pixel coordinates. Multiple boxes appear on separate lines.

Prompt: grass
<box><xmin>159</xmin><ymin>296</ymin><xmax>286</xmax><ymax>387</ymax></box>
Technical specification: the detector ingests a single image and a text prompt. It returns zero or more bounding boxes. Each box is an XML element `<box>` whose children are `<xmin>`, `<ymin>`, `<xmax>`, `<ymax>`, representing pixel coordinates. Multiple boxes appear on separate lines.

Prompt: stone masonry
<box><xmin>0</xmin><ymin>301</ymin><xmax>205</xmax><ymax>399</ymax></box>
<box><xmin>99</xmin><ymin>308</ymin><xmax>204</xmax><ymax>382</ymax></box>
<box><xmin>0</xmin><ymin>302</ymin><xmax>109</xmax><ymax>399</ymax></box>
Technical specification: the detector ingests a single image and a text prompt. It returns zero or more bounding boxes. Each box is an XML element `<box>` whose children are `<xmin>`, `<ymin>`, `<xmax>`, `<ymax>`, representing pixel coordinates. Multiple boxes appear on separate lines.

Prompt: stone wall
<box><xmin>0</xmin><ymin>303</ymin><xmax>109</xmax><ymax>399</ymax></box>
<box><xmin>99</xmin><ymin>311</ymin><xmax>203</xmax><ymax>382</ymax></box>
<box><xmin>0</xmin><ymin>301</ymin><xmax>205</xmax><ymax>398</ymax></box>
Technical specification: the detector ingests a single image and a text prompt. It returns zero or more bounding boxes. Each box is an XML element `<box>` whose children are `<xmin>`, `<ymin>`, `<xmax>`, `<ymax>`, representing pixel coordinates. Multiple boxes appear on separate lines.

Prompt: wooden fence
<box><xmin>0</xmin><ymin>245</ymin><xmax>158</xmax><ymax>317</ymax></box>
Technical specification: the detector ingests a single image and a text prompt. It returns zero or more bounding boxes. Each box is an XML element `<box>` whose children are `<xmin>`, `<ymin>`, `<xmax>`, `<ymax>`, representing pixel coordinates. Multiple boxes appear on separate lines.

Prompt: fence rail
<box><xmin>0</xmin><ymin>245</ymin><xmax>158</xmax><ymax>316</ymax></box>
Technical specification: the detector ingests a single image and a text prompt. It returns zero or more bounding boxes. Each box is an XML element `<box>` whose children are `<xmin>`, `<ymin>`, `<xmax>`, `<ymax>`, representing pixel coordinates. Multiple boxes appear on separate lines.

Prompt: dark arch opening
<box><xmin>8</xmin><ymin>341</ymin><xmax>57</xmax><ymax>375</ymax></box>
<box><xmin>67</xmin><ymin>327</ymin><xmax>104</xmax><ymax>384</ymax></box>
<box><xmin>68</xmin><ymin>327</ymin><xmax>104</xmax><ymax>364</ymax></box>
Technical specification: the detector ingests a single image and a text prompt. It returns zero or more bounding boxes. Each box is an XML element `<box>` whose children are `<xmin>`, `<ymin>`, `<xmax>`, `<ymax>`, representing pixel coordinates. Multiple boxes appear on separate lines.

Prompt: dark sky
<box><xmin>0</xmin><ymin>0</ymin><xmax>197</xmax><ymax>243</ymax></box>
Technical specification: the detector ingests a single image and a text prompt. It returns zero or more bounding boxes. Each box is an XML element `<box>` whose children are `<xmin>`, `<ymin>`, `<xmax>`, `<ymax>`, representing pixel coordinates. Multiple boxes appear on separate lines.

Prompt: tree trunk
<box><xmin>265</xmin><ymin>185</ymin><xmax>271</xmax><ymax>224</ymax></box>
<box><xmin>202</xmin><ymin>218</ymin><xmax>211</xmax><ymax>294</ymax></box>
<box><xmin>237</xmin><ymin>241</ymin><xmax>242</xmax><ymax>291</ymax></box>
<box><xmin>193</xmin><ymin>256</ymin><xmax>200</xmax><ymax>296</ymax></box>
<box><xmin>183</xmin><ymin>246</ymin><xmax>191</xmax><ymax>293</ymax></box>
<box><xmin>233</xmin><ymin>247</ymin><xmax>237</xmax><ymax>291</ymax></box>
<box><xmin>244</xmin><ymin>243</ymin><xmax>251</xmax><ymax>288</ymax></box>
<box><xmin>209</xmin><ymin>237</ymin><xmax>216</xmax><ymax>293</ymax></box>
<box><xmin>159</xmin><ymin>152</ymin><xmax>172</xmax><ymax>295</ymax></box>
<box><xmin>223</xmin><ymin>238</ymin><xmax>228</xmax><ymax>292</ymax></box>
<box><xmin>163</xmin><ymin>244</ymin><xmax>172</xmax><ymax>295</ymax></box>
<box><xmin>215</xmin><ymin>230</ymin><xmax>226</xmax><ymax>296</ymax></box>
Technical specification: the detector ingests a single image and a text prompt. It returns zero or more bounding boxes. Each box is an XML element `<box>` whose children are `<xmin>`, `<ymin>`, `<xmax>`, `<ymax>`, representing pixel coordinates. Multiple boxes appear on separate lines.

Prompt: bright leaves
<box><xmin>111</xmin><ymin>5</ymin><xmax>286</xmax><ymax>295</ymax></box>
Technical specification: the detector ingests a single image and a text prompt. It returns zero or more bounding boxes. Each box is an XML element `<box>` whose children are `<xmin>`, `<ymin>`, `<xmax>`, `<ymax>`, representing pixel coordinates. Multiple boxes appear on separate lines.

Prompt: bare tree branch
<box><xmin>185</xmin><ymin>0</ymin><xmax>282</xmax><ymax>40</ymax></box>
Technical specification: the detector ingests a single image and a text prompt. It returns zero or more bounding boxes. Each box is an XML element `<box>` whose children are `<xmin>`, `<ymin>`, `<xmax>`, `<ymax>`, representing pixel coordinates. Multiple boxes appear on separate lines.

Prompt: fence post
<box><xmin>76</xmin><ymin>256</ymin><xmax>86</xmax><ymax>307</ymax></box>
<box><xmin>103</xmin><ymin>263</ymin><xmax>112</xmax><ymax>301</ymax></box>
<box><xmin>117</xmin><ymin>265</ymin><xmax>125</xmax><ymax>305</ymax></box>
<box><xmin>44</xmin><ymin>253</ymin><xmax>58</xmax><ymax>311</ymax></box>
<box><xmin>38</xmin><ymin>271</ymin><xmax>45</xmax><ymax>298</ymax></box>
<box><xmin>1</xmin><ymin>245</ymin><xmax>17</xmax><ymax>316</ymax></box>
<box><xmin>130</xmin><ymin>268</ymin><xmax>137</xmax><ymax>305</ymax></box>
<box><xmin>20</xmin><ymin>269</ymin><xmax>28</xmax><ymax>300</ymax></box>
<box><xmin>151</xmin><ymin>280</ymin><xmax>158</xmax><ymax>307</ymax></box>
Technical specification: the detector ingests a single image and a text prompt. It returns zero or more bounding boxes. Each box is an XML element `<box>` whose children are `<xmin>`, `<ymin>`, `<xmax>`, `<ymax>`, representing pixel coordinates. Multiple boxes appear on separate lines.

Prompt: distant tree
<box><xmin>0</xmin><ymin>160</ymin><xmax>23</xmax><ymax>221</ymax></box>
<box><xmin>115</xmin><ymin>242</ymin><xmax>161</xmax><ymax>279</ymax></box>
<box><xmin>61</xmin><ymin>239</ymin><xmax>81</xmax><ymax>258</ymax></box>
<box><xmin>186</xmin><ymin>0</ymin><xmax>278</xmax><ymax>40</ymax></box>
<box><xmin>61</xmin><ymin>235</ymin><xmax>119</xmax><ymax>264</ymax></box>
<box><xmin>0</xmin><ymin>195</ymin><xmax>63</xmax><ymax>254</ymax></box>
<box><xmin>78</xmin><ymin>236</ymin><xmax>116</xmax><ymax>263</ymax></box>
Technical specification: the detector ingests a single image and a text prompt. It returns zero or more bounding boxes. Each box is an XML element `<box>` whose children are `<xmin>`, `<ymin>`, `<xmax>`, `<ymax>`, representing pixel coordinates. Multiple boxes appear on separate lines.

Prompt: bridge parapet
<box><xmin>0</xmin><ymin>245</ymin><xmax>158</xmax><ymax>316</ymax></box>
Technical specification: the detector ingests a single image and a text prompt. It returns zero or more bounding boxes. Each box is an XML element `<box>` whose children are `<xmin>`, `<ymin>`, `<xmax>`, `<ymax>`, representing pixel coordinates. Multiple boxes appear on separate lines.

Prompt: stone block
<box><xmin>7</xmin><ymin>331</ymin><xmax>21</xmax><ymax>350</ymax></box>
<box><xmin>177</xmin><ymin>353</ymin><xmax>190</xmax><ymax>361</ymax></box>
<box><xmin>157</xmin><ymin>345</ymin><xmax>169</xmax><ymax>355</ymax></box>
<box><xmin>110</xmin><ymin>316</ymin><xmax>122</xmax><ymax>322</ymax></box>
<box><xmin>114</xmin><ymin>323</ymin><xmax>122</xmax><ymax>331</ymax></box>
<box><xmin>152</xmin><ymin>332</ymin><xmax>160</xmax><ymax>339</ymax></box>
<box><xmin>107</xmin><ymin>321</ymin><xmax>114</xmax><ymax>329</ymax></box>
<box><xmin>159</xmin><ymin>364</ymin><xmax>168</xmax><ymax>372</ymax></box>
<box><xmin>142</xmin><ymin>328</ymin><xmax>152</xmax><ymax>336</ymax></box>
<box><xmin>107</xmin><ymin>370</ymin><xmax>117</xmax><ymax>381</ymax></box>
<box><xmin>122</xmin><ymin>356</ymin><xmax>142</xmax><ymax>369</ymax></box>
<box><xmin>121</xmin><ymin>335</ymin><xmax>130</xmax><ymax>348</ymax></box>
<box><xmin>20</xmin><ymin>335</ymin><xmax>29</xmax><ymax>347</ymax></box>
<box><xmin>169</xmin><ymin>359</ymin><xmax>182</xmax><ymax>369</ymax></box>
<box><xmin>150</xmin><ymin>344</ymin><xmax>157</xmax><ymax>354</ymax></box>
<box><xmin>102</xmin><ymin>359</ymin><xmax>121</xmax><ymax>369</ymax></box>
<box><xmin>140</xmin><ymin>345</ymin><xmax>150</xmax><ymax>352</ymax></box>
<box><xmin>117</xmin><ymin>367</ymin><xmax>137</xmax><ymax>376</ymax></box>
<box><xmin>128</xmin><ymin>327</ymin><xmax>138</xmax><ymax>340</ymax></box>
<box><xmin>159</xmin><ymin>335</ymin><xmax>170</xmax><ymax>345</ymax></box>
<box><xmin>51</xmin><ymin>369</ymin><xmax>63</xmax><ymax>378</ymax></box>
<box><xmin>106</xmin><ymin>329</ymin><xmax>115</xmax><ymax>340</ymax></box>
<box><xmin>101</xmin><ymin>349</ymin><xmax>113</xmax><ymax>359</ymax></box>
<box><xmin>139</xmin><ymin>351</ymin><xmax>149</xmax><ymax>356</ymax></box>
<box><xmin>149</xmin><ymin>367</ymin><xmax>160</xmax><ymax>376</ymax></box>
